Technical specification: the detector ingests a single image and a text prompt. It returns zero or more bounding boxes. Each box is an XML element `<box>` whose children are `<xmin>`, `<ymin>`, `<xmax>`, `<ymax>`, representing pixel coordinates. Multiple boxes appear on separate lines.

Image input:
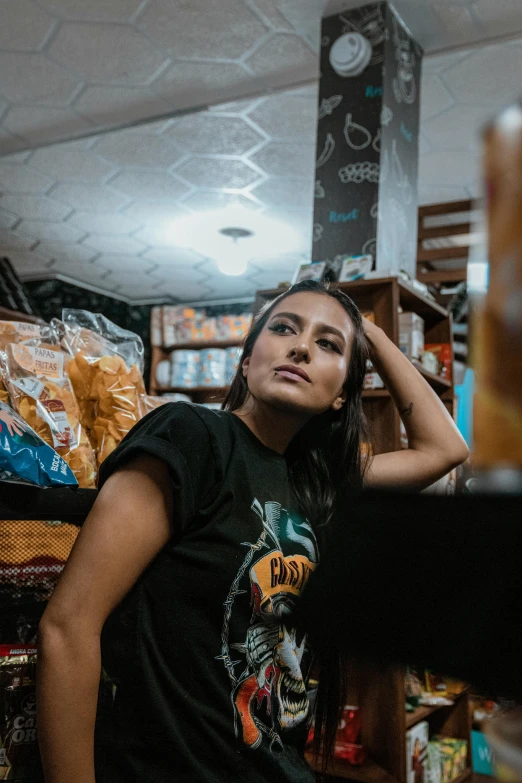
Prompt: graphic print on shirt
<box><xmin>217</xmin><ymin>499</ymin><xmax>318</xmax><ymax>751</ymax></box>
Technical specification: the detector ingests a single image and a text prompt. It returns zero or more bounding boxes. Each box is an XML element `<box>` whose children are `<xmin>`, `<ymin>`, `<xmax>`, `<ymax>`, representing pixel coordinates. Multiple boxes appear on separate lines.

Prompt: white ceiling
<box><xmin>0</xmin><ymin>0</ymin><xmax>521</xmax><ymax>303</ymax></box>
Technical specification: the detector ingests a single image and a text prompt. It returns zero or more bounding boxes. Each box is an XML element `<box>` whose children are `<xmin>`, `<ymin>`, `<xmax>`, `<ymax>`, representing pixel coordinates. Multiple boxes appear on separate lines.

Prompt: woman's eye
<box><xmin>318</xmin><ymin>338</ymin><xmax>341</xmax><ymax>353</ymax></box>
<box><xmin>269</xmin><ymin>323</ymin><xmax>294</xmax><ymax>334</ymax></box>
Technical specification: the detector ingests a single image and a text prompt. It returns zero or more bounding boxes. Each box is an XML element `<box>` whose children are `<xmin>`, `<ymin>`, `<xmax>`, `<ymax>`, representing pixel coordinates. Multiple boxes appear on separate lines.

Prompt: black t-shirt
<box><xmin>95</xmin><ymin>403</ymin><xmax>317</xmax><ymax>783</ymax></box>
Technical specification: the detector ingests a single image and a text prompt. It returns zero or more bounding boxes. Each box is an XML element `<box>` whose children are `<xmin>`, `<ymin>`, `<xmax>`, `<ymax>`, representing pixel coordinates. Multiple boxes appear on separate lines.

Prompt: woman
<box><xmin>37</xmin><ymin>281</ymin><xmax>468</xmax><ymax>783</ymax></box>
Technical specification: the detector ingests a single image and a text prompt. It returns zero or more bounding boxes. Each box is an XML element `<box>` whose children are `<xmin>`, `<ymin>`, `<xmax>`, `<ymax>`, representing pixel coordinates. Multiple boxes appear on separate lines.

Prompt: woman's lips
<box><xmin>274</xmin><ymin>366</ymin><xmax>311</xmax><ymax>383</ymax></box>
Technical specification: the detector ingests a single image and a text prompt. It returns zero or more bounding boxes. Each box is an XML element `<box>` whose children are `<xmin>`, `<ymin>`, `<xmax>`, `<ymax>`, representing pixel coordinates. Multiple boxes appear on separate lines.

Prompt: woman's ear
<box><xmin>242</xmin><ymin>356</ymin><xmax>250</xmax><ymax>377</ymax></box>
<box><xmin>331</xmin><ymin>388</ymin><xmax>347</xmax><ymax>412</ymax></box>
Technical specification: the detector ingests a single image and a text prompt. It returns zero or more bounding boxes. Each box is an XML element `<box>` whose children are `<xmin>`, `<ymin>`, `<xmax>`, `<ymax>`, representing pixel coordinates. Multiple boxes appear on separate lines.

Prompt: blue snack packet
<box><xmin>0</xmin><ymin>401</ymin><xmax>77</xmax><ymax>487</ymax></box>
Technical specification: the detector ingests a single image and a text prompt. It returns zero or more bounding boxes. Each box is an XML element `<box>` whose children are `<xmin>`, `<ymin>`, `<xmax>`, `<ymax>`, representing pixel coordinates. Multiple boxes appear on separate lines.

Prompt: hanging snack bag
<box><xmin>3</xmin><ymin>342</ymin><xmax>96</xmax><ymax>489</ymax></box>
<box><xmin>0</xmin><ymin>644</ymin><xmax>42</xmax><ymax>782</ymax></box>
<box><xmin>59</xmin><ymin>310</ymin><xmax>147</xmax><ymax>465</ymax></box>
<box><xmin>0</xmin><ymin>401</ymin><xmax>77</xmax><ymax>488</ymax></box>
<box><xmin>0</xmin><ymin>323</ymin><xmax>45</xmax><ymax>407</ymax></box>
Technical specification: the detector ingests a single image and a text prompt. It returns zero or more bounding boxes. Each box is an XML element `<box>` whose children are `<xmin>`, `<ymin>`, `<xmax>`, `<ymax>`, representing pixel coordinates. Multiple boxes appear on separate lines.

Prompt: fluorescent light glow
<box><xmin>467</xmin><ymin>261</ymin><xmax>489</xmax><ymax>293</ymax></box>
<box><xmin>168</xmin><ymin>205</ymin><xmax>302</xmax><ymax>276</ymax></box>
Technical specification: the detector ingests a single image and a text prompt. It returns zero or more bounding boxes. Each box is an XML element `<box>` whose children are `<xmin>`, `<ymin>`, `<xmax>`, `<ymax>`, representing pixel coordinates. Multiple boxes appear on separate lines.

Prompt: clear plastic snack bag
<box><xmin>58</xmin><ymin>310</ymin><xmax>147</xmax><ymax>465</ymax></box>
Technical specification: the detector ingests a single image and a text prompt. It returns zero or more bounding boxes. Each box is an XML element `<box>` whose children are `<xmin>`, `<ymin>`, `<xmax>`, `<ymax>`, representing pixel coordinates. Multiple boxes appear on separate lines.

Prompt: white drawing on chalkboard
<box><xmin>381</xmin><ymin>104</ymin><xmax>393</xmax><ymax>127</ymax></box>
<box><xmin>315</xmin><ymin>180</ymin><xmax>325</xmax><ymax>199</ymax></box>
<box><xmin>339</xmin><ymin>4</ymin><xmax>385</xmax><ymax>66</ymax></box>
<box><xmin>391</xmin><ymin>15</ymin><xmax>417</xmax><ymax>105</ymax></box>
<box><xmin>379</xmin><ymin>148</ymin><xmax>390</xmax><ymax>184</ymax></box>
<box><xmin>372</xmin><ymin>128</ymin><xmax>381</xmax><ymax>153</ymax></box>
<box><xmin>338</xmin><ymin>162</ymin><xmax>380</xmax><ymax>184</ymax></box>
<box><xmin>370</xmin><ymin>202</ymin><xmax>379</xmax><ymax>220</ymax></box>
<box><xmin>392</xmin><ymin>139</ymin><xmax>413</xmax><ymax>204</ymax></box>
<box><xmin>362</xmin><ymin>237</ymin><xmax>377</xmax><ymax>260</ymax></box>
<box><xmin>316</xmin><ymin>133</ymin><xmax>335</xmax><ymax>169</ymax></box>
<box><xmin>344</xmin><ymin>113</ymin><xmax>372</xmax><ymax>150</ymax></box>
<box><xmin>318</xmin><ymin>95</ymin><xmax>343</xmax><ymax>120</ymax></box>
<box><xmin>313</xmin><ymin>223</ymin><xmax>324</xmax><ymax>243</ymax></box>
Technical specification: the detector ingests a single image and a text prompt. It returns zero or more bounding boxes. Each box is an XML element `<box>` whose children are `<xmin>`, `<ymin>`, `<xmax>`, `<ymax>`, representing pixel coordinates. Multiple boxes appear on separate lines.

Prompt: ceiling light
<box><xmin>168</xmin><ymin>206</ymin><xmax>302</xmax><ymax>276</ymax></box>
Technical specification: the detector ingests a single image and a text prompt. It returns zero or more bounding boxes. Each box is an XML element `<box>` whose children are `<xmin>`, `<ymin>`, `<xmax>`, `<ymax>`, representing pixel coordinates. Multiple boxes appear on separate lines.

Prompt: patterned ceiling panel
<box><xmin>0</xmin><ymin>1</ymin><xmax>520</xmax><ymax>302</ymax></box>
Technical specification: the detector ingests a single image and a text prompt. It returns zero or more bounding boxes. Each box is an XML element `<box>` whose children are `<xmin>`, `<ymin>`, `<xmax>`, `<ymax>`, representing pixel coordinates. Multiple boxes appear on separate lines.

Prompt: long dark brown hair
<box><xmin>223</xmin><ymin>279</ymin><xmax>373</xmax><ymax>771</ymax></box>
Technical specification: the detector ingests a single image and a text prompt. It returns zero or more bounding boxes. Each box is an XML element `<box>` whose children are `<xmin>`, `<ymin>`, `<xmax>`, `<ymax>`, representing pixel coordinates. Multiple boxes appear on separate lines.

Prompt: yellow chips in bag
<box><xmin>4</xmin><ymin>343</ymin><xmax>97</xmax><ymax>488</ymax></box>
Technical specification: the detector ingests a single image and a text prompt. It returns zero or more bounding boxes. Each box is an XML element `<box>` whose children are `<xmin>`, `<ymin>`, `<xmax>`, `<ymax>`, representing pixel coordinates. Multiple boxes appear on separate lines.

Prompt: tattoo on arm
<box><xmin>400</xmin><ymin>402</ymin><xmax>414</xmax><ymax>417</ymax></box>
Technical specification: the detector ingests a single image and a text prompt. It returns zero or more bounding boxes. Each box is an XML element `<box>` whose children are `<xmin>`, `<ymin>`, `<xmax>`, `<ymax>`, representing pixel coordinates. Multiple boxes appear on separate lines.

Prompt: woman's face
<box><xmin>243</xmin><ymin>292</ymin><xmax>355</xmax><ymax>417</ymax></box>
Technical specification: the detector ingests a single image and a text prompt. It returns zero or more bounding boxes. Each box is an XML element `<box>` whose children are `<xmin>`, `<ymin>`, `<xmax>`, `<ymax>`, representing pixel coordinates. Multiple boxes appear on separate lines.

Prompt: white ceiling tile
<box><xmin>16</xmin><ymin>220</ymin><xmax>85</xmax><ymax>243</ymax></box>
<box><xmin>81</xmin><ymin>234</ymin><xmax>147</xmax><ymax>254</ymax></box>
<box><xmin>247</xmin><ymin>0</ymin><xmax>295</xmax><ymax>31</ymax></box>
<box><xmin>441</xmin><ymin>43</ymin><xmax>522</xmax><ymax>104</ymax></box>
<box><xmin>0</xmin><ymin>0</ymin><xmax>55</xmax><ymax>51</ymax></box>
<box><xmin>2</xmin><ymin>106</ymin><xmax>95</xmax><ymax>147</ymax></box>
<box><xmin>109</xmin><ymin>170</ymin><xmax>189</xmax><ymax>200</ymax></box>
<box><xmin>0</xmin><ymin>211</ymin><xmax>18</xmax><ymax>230</ymax></box>
<box><xmin>49</xmin><ymin>23</ymin><xmax>169</xmax><ymax>85</ymax></box>
<box><xmin>121</xmin><ymin>201</ymin><xmax>189</xmax><ymax>224</ymax></box>
<box><xmin>73</xmin><ymin>85</ymin><xmax>173</xmax><ymax>126</ymax></box>
<box><xmin>0</xmin><ymin>53</ymin><xmax>79</xmax><ymax>104</ymax></box>
<box><xmin>49</xmin><ymin>183</ymin><xmax>130</xmax><ymax>212</ymax></box>
<box><xmin>208</xmin><ymin>97</ymin><xmax>259</xmax><ymax>114</ymax></box>
<box><xmin>38</xmin><ymin>0</ymin><xmax>143</xmax><ymax>22</ymax></box>
<box><xmin>249</xmin><ymin>94</ymin><xmax>317</xmax><ymax>139</ymax></box>
<box><xmin>92</xmin><ymin>254</ymin><xmax>157</xmax><ymax>272</ymax></box>
<box><xmin>161</xmin><ymin>281</ymin><xmax>214</xmax><ymax>302</ymax></box>
<box><xmin>195</xmin><ymin>266</ymin><xmax>258</xmax><ymax>297</ymax></box>
<box><xmin>0</xmin><ymin>231</ymin><xmax>35</xmax><ymax>252</ymax></box>
<box><xmin>35</xmin><ymin>242</ymin><xmax>98</xmax><ymax>263</ymax></box>
<box><xmin>142</xmin><ymin>247</ymin><xmax>206</xmax><ymax>267</ymax></box>
<box><xmin>181</xmin><ymin>191</ymin><xmax>262</xmax><ymax>212</ymax></box>
<box><xmin>248</xmin><ymin>268</ymin><xmax>295</xmax><ymax>288</ymax></box>
<box><xmin>136</xmin><ymin>0</ymin><xmax>267</xmax><ymax>57</ymax></box>
<box><xmin>0</xmin><ymin>130</ymin><xmax>27</xmax><ymax>157</ymax></box>
<box><xmin>472</xmin><ymin>0</ymin><xmax>522</xmax><ymax>37</ymax></box>
<box><xmin>422</xmin><ymin>50</ymin><xmax>470</xmax><ymax>73</ymax></box>
<box><xmin>0</xmin><ymin>194</ymin><xmax>71</xmax><ymax>221</ymax></box>
<box><xmin>0</xmin><ymin>150</ymin><xmax>32</xmax><ymax>164</ymax></box>
<box><xmin>420</xmin><ymin>74</ymin><xmax>454</xmax><ymax>121</ymax></box>
<box><xmin>66</xmin><ymin>212</ymin><xmax>138</xmax><ymax>235</ymax></box>
<box><xmin>28</xmin><ymin>147</ymin><xmax>114</xmax><ymax>181</ymax></box>
<box><xmin>152</xmin><ymin>62</ymin><xmax>252</xmax><ymax>105</ymax></box>
<box><xmin>422</xmin><ymin>104</ymin><xmax>493</xmax><ymax>151</ymax></box>
<box><xmin>246</xmin><ymin>33</ymin><xmax>318</xmax><ymax>78</ymax></box>
<box><xmin>0</xmin><ymin>163</ymin><xmax>53</xmax><ymax>193</ymax></box>
<box><xmin>418</xmin><ymin>185</ymin><xmax>471</xmax><ymax>206</ymax></box>
<box><xmin>93</xmin><ymin>133</ymin><xmax>184</xmax><ymax>168</ymax></box>
<box><xmin>430</xmin><ymin>4</ymin><xmax>480</xmax><ymax>47</ymax></box>
<box><xmin>250</xmin><ymin>178</ymin><xmax>313</xmax><ymax>210</ymax></box>
<box><xmin>132</xmin><ymin>222</ymin><xmax>191</xmax><ymax>247</ymax></box>
<box><xmin>419</xmin><ymin>149</ymin><xmax>480</xmax><ymax>186</ymax></box>
<box><xmin>50</xmin><ymin>259</ymin><xmax>115</xmax><ymax>287</ymax></box>
<box><xmin>168</xmin><ymin>115</ymin><xmax>264</xmax><ymax>156</ymax></box>
<box><xmin>176</xmin><ymin>158</ymin><xmax>261</xmax><ymax>189</ymax></box>
<box><xmin>250</xmin><ymin>141</ymin><xmax>315</xmax><ymax>177</ymax></box>
<box><xmin>418</xmin><ymin>133</ymin><xmax>432</xmax><ymax>155</ymax></box>
<box><xmin>113</xmin><ymin>278</ymin><xmax>166</xmax><ymax>299</ymax></box>
<box><xmin>146</xmin><ymin>264</ymin><xmax>209</xmax><ymax>283</ymax></box>
<box><xmin>7</xmin><ymin>251</ymin><xmax>54</xmax><ymax>278</ymax></box>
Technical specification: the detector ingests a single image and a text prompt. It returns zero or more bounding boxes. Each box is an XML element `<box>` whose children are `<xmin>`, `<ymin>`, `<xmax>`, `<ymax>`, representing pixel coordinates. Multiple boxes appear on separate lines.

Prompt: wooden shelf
<box><xmin>305</xmin><ymin>753</ymin><xmax>401</xmax><ymax>783</ymax></box>
<box><xmin>406</xmin><ymin>704</ymin><xmax>450</xmax><ymax>729</ymax></box>
<box><xmin>0</xmin><ymin>306</ymin><xmax>42</xmax><ymax>324</ymax></box>
<box><xmin>362</xmin><ymin>389</ymin><xmax>390</xmax><ymax>398</ymax></box>
<box><xmin>411</xmin><ymin>360</ymin><xmax>452</xmax><ymax>391</ymax></box>
<box><xmin>0</xmin><ymin>483</ymin><xmax>96</xmax><ymax>524</ymax></box>
<box><xmin>398</xmin><ymin>281</ymin><xmax>449</xmax><ymax>324</ymax></box>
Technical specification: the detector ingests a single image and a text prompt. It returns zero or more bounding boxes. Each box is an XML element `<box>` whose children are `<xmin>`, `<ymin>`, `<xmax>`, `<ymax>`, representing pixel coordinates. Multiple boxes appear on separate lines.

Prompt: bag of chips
<box><xmin>0</xmin><ymin>323</ymin><xmax>46</xmax><ymax>408</ymax></box>
<box><xmin>0</xmin><ymin>401</ymin><xmax>77</xmax><ymax>488</ymax></box>
<box><xmin>0</xmin><ymin>644</ymin><xmax>42</xmax><ymax>782</ymax></box>
<box><xmin>58</xmin><ymin>310</ymin><xmax>147</xmax><ymax>465</ymax></box>
<box><xmin>2</xmin><ymin>342</ymin><xmax>96</xmax><ymax>489</ymax></box>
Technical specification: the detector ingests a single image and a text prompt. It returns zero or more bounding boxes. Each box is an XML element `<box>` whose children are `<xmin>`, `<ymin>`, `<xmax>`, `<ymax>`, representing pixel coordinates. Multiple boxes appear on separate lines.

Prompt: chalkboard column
<box><xmin>312</xmin><ymin>2</ymin><xmax>423</xmax><ymax>279</ymax></box>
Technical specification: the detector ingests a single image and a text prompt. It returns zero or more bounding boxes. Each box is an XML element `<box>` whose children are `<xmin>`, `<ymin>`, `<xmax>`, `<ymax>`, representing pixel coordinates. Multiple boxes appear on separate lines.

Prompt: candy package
<box><xmin>0</xmin><ymin>402</ymin><xmax>77</xmax><ymax>488</ymax></box>
<box><xmin>2</xmin><ymin>341</ymin><xmax>96</xmax><ymax>489</ymax></box>
<box><xmin>0</xmin><ymin>644</ymin><xmax>42</xmax><ymax>782</ymax></box>
<box><xmin>59</xmin><ymin>310</ymin><xmax>146</xmax><ymax>465</ymax></box>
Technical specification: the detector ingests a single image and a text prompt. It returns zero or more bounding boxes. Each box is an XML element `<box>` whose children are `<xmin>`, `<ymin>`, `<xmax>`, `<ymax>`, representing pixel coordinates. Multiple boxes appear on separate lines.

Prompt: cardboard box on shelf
<box><xmin>406</xmin><ymin>721</ymin><xmax>429</xmax><ymax>783</ymax></box>
<box><xmin>400</xmin><ymin>312</ymin><xmax>425</xmax><ymax>361</ymax></box>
